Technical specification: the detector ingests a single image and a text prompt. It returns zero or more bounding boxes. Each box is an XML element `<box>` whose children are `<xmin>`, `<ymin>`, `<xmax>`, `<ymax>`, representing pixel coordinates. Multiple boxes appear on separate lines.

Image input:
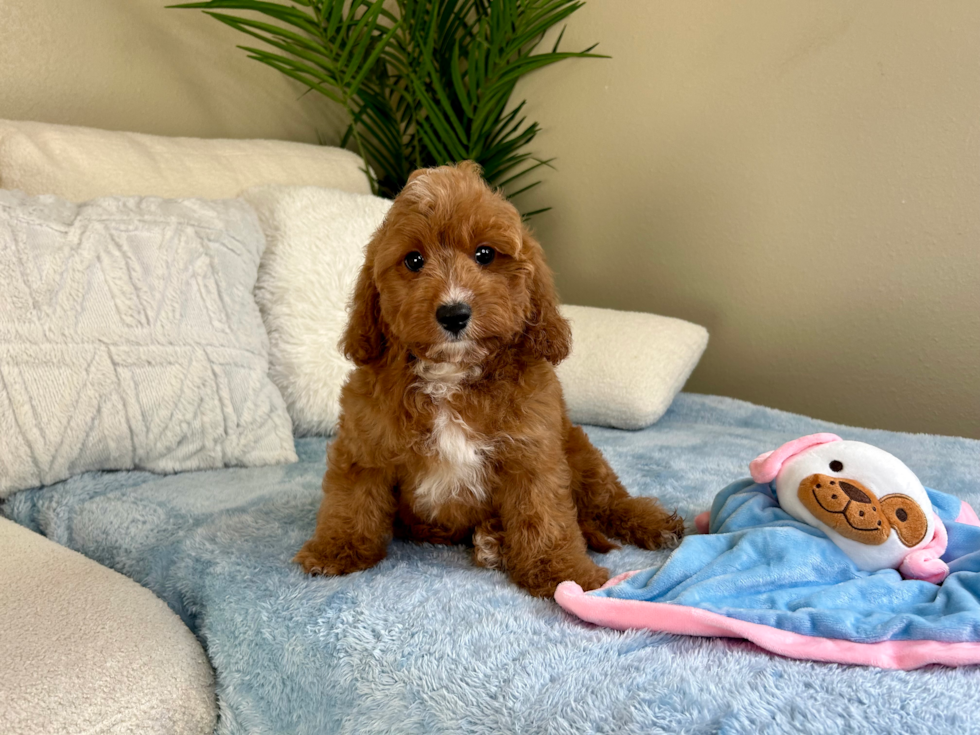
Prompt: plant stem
<box><xmin>345</xmin><ymin>99</ymin><xmax>379</xmax><ymax>195</ymax></box>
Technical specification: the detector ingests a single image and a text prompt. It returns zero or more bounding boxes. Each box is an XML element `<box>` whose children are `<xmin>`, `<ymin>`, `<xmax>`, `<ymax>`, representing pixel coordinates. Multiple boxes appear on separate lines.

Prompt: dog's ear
<box><xmin>521</xmin><ymin>229</ymin><xmax>571</xmax><ymax>365</ymax></box>
<box><xmin>341</xmin><ymin>253</ymin><xmax>386</xmax><ymax>366</ymax></box>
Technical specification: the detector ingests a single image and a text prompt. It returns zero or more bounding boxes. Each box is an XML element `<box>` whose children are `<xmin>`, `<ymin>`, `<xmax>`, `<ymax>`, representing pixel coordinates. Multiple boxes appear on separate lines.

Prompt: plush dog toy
<box><xmin>748</xmin><ymin>434</ymin><xmax>949</xmax><ymax>582</ymax></box>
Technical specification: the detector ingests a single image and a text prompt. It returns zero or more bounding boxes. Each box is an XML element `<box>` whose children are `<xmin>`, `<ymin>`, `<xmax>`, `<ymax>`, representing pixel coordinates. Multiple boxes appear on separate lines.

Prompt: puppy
<box><xmin>295</xmin><ymin>162</ymin><xmax>684</xmax><ymax>597</ymax></box>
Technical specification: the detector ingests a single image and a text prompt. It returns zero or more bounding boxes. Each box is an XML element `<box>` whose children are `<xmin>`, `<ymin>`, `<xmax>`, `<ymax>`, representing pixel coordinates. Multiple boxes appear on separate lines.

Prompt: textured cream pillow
<box><xmin>0</xmin><ymin>517</ymin><xmax>216</xmax><ymax>735</ymax></box>
<box><xmin>557</xmin><ymin>305</ymin><xmax>708</xmax><ymax>430</ymax></box>
<box><xmin>243</xmin><ymin>185</ymin><xmax>707</xmax><ymax>433</ymax></box>
<box><xmin>0</xmin><ymin>190</ymin><xmax>297</xmax><ymax>496</ymax></box>
<box><xmin>0</xmin><ymin>118</ymin><xmax>371</xmax><ymax>202</ymax></box>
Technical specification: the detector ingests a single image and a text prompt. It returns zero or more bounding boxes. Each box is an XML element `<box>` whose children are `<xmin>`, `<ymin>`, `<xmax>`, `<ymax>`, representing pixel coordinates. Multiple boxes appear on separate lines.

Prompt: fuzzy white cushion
<box><xmin>243</xmin><ymin>185</ymin><xmax>391</xmax><ymax>435</ymax></box>
<box><xmin>556</xmin><ymin>305</ymin><xmax>708</xmax><ymax>430</ymax></box>
<box><xmin>0</xmin><ymin>118</ymin><xmax>371</xmax><ymax>202</ymax></box>
<box><xmin>0</xmin><ymin>190</ymin><xmax>297</xmax><ymax>496</ymax></box>
<box><xmin>0</xmin><ymin>517</ymin><xmax>216</xmax><ymax>735</ymax></box>
<box><xmin>243</xmin><ymin>184</ymin><xmax>707</xmax><ymax>433</ymax></box>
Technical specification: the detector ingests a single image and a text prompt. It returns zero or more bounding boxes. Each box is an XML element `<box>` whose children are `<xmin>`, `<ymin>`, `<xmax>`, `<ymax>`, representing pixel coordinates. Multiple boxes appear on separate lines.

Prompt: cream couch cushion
<box><xmin>0</xmin><ymin>517</ymin><xmax>216</xmax><ymax>734</ymax></box>
<box><xmin>0</xmin><ymin>118</ymin><xmax>371</xmax><ymax>202</ymax></box>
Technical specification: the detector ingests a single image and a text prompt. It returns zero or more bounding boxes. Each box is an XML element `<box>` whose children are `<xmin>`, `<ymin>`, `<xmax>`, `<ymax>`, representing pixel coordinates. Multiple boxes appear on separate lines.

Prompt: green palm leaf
<box><xmin>170</xmin><ymin>0</ymin><xmax>605</xmax><ymax>209</ymax></box>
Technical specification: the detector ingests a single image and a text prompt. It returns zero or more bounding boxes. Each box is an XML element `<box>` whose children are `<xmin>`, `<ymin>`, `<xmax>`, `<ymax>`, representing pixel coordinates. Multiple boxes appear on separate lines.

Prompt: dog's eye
<box><xmin>404</xmin><ymin>251</ymin><xmax>425</xmax><ymax>272</ymax></box>
<box><xmin>474</xmin><ymin>245</ymin><xmax>496</xmax><ymax>266</ymax></box>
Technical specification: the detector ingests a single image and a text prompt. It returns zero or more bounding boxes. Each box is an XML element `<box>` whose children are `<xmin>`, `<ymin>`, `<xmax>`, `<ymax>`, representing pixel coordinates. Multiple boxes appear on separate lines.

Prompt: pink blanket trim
<box><xmin>957</xmin><ymin>501</ymin><xmax>980</xmax><ymax>528</ymax></box>
<box><xmin>555</xmin><ymin>580</ymin><xmax>980</xmax><ymax>670</ymax></box>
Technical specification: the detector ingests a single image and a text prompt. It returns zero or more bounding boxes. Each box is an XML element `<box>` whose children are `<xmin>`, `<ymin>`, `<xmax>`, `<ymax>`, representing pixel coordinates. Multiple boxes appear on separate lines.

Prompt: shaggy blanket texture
<box><xmin>4</xmin><ymin>394</ymin><xmax>980</xmax><ymax>734</ymax></box>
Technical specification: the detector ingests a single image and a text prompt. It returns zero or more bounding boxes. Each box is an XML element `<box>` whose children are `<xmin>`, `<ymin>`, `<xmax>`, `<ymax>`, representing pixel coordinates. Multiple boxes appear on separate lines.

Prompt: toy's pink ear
<box><xmin>749</xmin><ymin>433</ymin><xmax>843</xmax><ymax>484</ymax></box>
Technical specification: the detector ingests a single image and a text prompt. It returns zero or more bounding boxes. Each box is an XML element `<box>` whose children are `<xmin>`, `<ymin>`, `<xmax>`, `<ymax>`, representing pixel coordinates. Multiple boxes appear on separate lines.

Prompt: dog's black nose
<box><xmin>436</xmin><ymin>302</ymin><xmax>471</xmax><ymax>334</ymax></box>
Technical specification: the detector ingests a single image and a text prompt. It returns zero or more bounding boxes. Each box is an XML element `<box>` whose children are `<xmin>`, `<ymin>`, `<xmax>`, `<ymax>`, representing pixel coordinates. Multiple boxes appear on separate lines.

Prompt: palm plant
<box><xmin>170</xmin><ymin>0</ymin><xmax>604</xmax><ymax>214</ymax></box>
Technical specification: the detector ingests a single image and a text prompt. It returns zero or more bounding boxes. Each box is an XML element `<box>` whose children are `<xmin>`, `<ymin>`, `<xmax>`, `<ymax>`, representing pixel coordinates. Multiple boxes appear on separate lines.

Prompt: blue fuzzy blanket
<box><xmin>5</xmin><ymin>394</ymin><xmax>980</xmax><ymax>734</ymax></box>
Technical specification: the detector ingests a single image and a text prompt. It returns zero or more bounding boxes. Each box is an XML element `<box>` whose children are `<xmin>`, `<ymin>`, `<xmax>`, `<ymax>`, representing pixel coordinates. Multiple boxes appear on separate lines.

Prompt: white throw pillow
<box><xmin>0</xmin><ymin>190</ymin><xmax>297</xmax><ymax>496</ymax></box>
<box><xmin>0</xmin><ymin>118</ymin><xmax>371</xmax><ymax>202</ymax></box>
<box><xmin>243</xmin><ymin>185</ymin><xmax>707</xmax><ymax>433</ymax></box>
<box><xmin>556</xmin><ymin>305</ymin><xmax>708</xmax><ymax>430</ymax></box>
<box><xmin>243</xmin><ymin>185</ymin><xmax>391</xmax><ymax>436</ymax></box>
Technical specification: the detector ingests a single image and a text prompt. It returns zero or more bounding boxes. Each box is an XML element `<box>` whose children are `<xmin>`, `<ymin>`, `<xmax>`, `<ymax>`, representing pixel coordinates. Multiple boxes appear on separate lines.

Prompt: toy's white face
<box><xmin>775</xmin><ymin>441</ymin><xmax>933</xmax><ymax>571</ymax></box>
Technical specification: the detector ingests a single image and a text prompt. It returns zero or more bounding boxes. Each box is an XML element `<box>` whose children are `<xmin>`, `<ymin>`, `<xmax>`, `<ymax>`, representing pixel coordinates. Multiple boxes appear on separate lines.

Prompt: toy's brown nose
<box><xmin>839</xmin><ymin>481</ymin><xmax>871</xmax><ymax>504</ymax></box>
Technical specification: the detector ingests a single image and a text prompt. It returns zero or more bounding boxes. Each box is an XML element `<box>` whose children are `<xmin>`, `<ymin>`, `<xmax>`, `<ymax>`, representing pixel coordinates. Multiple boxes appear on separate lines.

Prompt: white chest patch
<box><xmin>415</xmin><ymin>408</ymin><xmax>489</xmax><ymax>514</ymax></box>
<box><xmin>413</xmin><ymin>360</ymin><xmax>489</xmax><ymax>516</ymax></box>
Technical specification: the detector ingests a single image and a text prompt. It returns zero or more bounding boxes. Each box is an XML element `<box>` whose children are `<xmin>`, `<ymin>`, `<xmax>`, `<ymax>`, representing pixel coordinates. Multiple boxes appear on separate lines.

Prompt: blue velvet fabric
<box><xmin>593</xmin><ymin>480</ymin><xmax>980</xmax><ymax>643</ymax></box>
<box><xmin>4</xmin><ymin>394</ymin><xmax>980</xmax><ymax>735</ymax></box>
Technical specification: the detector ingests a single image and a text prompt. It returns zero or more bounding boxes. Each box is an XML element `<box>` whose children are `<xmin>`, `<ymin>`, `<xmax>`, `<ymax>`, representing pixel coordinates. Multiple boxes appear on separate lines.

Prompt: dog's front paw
<box><xmin>568</xmin><ymin>560</ymin><xmax>610</xmax><ymax>593</ymax></box>
<box><xmin>293</xmin><ymin>546</ymin><xmax>342</xmax><ymax>576</ymax></box>
<box><xmin>511</xmin><ymin>556</ymin><xmax>609</xmax><ymax>598</ymax></box>
<box><xmin>293</xmin><ymin>538</ymin><xmax>386</xmax><ymax>577</ymax></box>
<box><xmin>473</xmin><ymin>519</ymin><xmax>506</xmax><ymax>571</ymax></box>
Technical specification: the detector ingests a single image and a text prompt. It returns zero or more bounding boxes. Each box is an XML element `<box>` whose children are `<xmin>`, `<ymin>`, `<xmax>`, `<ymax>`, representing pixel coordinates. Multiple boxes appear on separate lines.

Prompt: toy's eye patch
<box><xmin>880</xmin><ymin>495</ymin><xmax>929</xmax><ymax>547</ymax></box>
<box><xmin>829</xmin><ymin>460</ymin><xmax>844</xmax><ymax>472</ymax></box>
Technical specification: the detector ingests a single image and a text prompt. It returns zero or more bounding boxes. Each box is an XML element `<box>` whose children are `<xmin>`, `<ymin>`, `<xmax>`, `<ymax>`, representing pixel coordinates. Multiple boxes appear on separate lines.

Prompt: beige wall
<box><xmin>1</xmin><ymin>0</ymin><xmax>978</xmax><ymax>438</ymax></box>
<box><xmin>517</xmin><ymin>1</ymin><xmax>980</xmax><ymax>438</ymax></box>
<box><xmin>0</xmin><ymin>0</ymin><xmax>346</xmax><ymax>140</ymax></box>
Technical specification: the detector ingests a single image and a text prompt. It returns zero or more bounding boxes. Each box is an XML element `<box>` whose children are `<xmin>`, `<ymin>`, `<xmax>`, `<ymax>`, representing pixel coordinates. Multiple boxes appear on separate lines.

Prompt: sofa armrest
<box><xmin>0</xmin><ymin>517</ymin><xmax>216</xmax><ymax>735</ymax></box>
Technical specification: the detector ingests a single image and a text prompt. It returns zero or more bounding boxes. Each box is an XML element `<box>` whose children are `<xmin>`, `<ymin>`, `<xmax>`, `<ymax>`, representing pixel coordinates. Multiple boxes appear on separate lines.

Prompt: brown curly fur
<box><xmin>295</xmin><ymin>161</ymin><xmax>684</xmax><ymax>597</ymax></box>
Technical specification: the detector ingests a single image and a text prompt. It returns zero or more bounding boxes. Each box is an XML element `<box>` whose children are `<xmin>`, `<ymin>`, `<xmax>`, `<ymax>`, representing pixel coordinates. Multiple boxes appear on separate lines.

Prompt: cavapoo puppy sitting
<box><xmin>295</xmin><ymin>161</ymin><xmax>683</xmax><ymax>597</ymax></box>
